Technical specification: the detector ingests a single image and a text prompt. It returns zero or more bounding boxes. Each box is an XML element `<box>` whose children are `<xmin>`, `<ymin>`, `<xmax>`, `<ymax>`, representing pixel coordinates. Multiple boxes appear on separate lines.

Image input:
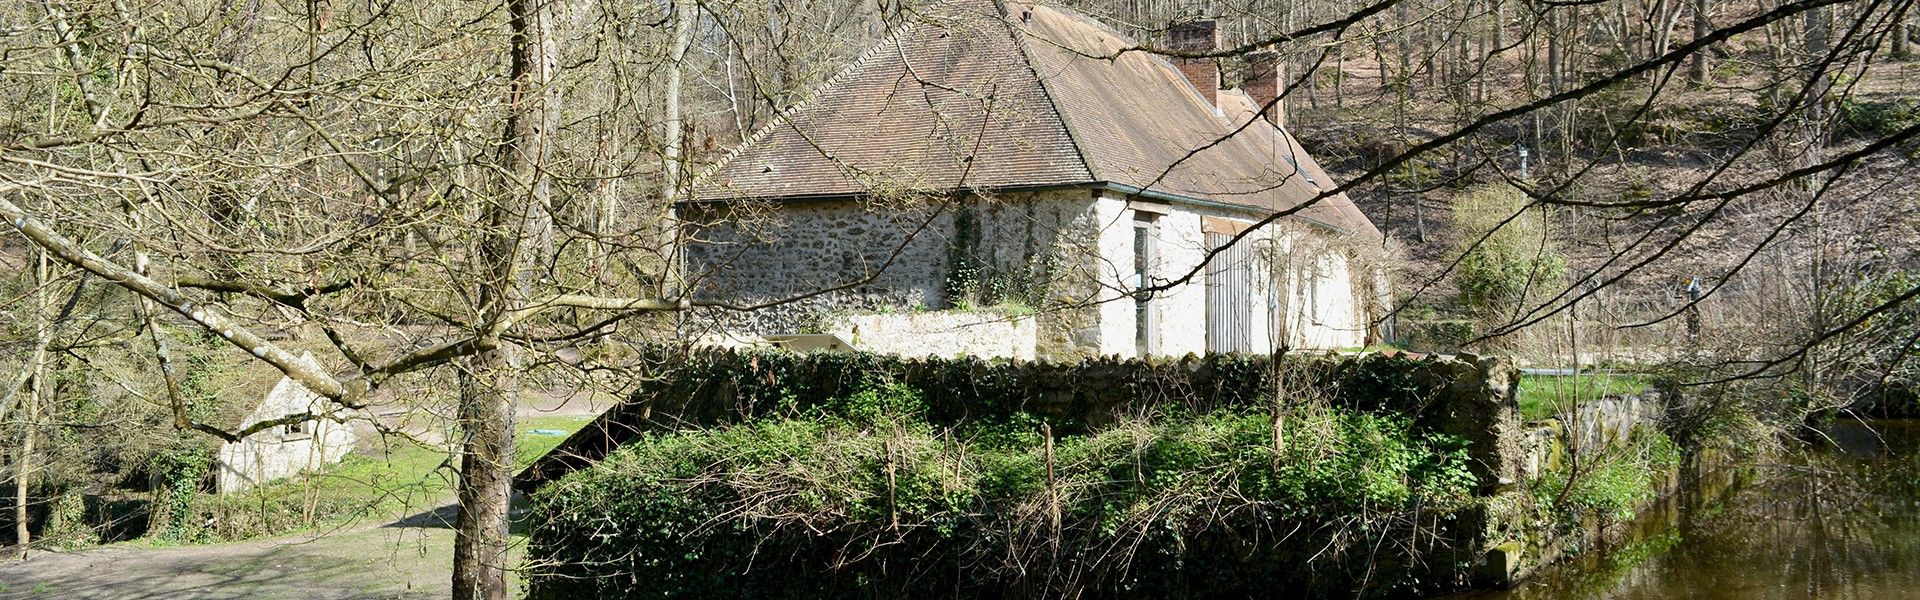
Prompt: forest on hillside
<box><xmin>1</xmin><ymin>0</ymin><xmax>1916</xmax><ymax>597</ymax></box>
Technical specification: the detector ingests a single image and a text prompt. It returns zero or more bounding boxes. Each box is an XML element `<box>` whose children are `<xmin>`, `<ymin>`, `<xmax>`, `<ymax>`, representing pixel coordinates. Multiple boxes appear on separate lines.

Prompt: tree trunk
<box><xmin>1689</xmin><ymin>0</ymin><xmax>1711</xmax><ymax>85</ymax></box>
<box><xmin>1492</xmin><ymin>0</ymin><xmax>1506</xmax><ymax>51</ymax></box>
<box><xmin>1547</xmin><ymin>9</ymin><xmax>1564</xmax><ymax>96</ymax></box>
<box><xmin>663</xmin><ymin>0</ymin><xmax>696</xmax><ymax>205</ymax></box>
<box><xmin>451</xmin><ymin>348</ymin><xmax>518</xmax><ymax>600</ymax></box>
<box><xmin>1395</xmin><ymin>1</ymin><xmax>1412</xmax><ymax>96</ymax></box>
<box><xmin>658</xmin><ymin>0</ymin><xmax>697</xmax><ymax>295</ymax></box>
<box><xmin>13</xmin><ymin>251</ymin><xmax>49</xmax><ymax>551</ymax></box>
<box><xmin>1891</xmin><ymin>12</ymin><xmax>1910</xmax><ymax>59</ymax></box>
<box><xmin>450</xmin><ymin>0</ymin><xmax>559</xmax><ymax>597</ymax></box>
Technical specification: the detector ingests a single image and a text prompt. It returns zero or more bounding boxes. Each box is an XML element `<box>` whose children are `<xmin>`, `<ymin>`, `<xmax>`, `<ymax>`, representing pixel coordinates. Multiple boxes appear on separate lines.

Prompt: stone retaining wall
<box><xmin>824</xmin><ymin>310</ymin><xmax>1037</xmax><ymax>360</ymax></box>
<box><xmin>1516</xmin><ymin>391</ymin><xmax>1668</xmax><ymax>480</ymax></box>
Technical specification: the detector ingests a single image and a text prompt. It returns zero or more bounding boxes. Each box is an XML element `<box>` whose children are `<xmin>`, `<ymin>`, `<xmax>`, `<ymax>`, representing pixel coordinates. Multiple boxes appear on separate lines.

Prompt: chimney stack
<box><xmin>1241</xmin><ymin>51</ymin><xmax>1287</xmax><ymax>128</ymax></box>
<box><xmin>1168</xmin><ymin>20</ymin><xmax>1219</xmax><ymax>108</ymax></box>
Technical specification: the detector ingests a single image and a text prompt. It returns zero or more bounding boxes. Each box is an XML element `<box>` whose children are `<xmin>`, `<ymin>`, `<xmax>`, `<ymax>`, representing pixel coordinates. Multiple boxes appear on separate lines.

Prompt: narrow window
<box><xmin>1133</xmin><ymin>215</ymin><xmax>1158</xmax><ymax>357</ymax></box>
<box><xmin>1308</xmin><ymin>254</ymin><xmax>1325</xmax><ymax>323</ymax></box>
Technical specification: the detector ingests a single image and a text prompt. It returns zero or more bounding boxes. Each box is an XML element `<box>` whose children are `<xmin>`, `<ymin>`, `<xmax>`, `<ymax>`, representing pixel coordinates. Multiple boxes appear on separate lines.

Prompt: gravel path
<box><xmin>0</xmin><ymin>517</ymin><xmax>468</xmax><ymax>600</ymax></box>
<box><xmin>0</xmin><ymin>389</ymin><xmax>594</xmax><ymax>599</ymax></box>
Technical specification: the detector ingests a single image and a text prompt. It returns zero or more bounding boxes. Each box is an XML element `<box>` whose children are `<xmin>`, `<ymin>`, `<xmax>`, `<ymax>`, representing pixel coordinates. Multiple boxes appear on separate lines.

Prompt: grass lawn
<box><xmin>515</xmin><ymin>414</ymin><xmax>594</xmax><ymax>467</ymax></box>
<box><xmin>128</xmin><ymin>413</ymin><xmax>598</xmax><ymax>546</ymax></box>
<box><xmin>1517</xmin><ymin>373</ymin><xmax>1650</xmax><ymax>421</ymax></box>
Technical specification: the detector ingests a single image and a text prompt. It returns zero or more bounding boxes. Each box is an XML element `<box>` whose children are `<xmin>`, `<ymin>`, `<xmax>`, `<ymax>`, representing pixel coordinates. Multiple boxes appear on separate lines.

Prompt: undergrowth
<box><xmin>152</xmin><ymin>415</ymin><xmax>590</xmax><ymax>544</ymax></box>
<box><xmin>1534</xmin><ymin>429</ymin><xmax>1682</xmax><ymax>523</ymax></box>
<box><xmin>1517</xmin><ymin>373</ymin><xmax>1652</xmax><ymax>421</ymax></box>
<box><xmin>527</xmin><ymin>385</ymin><xmax>1481</xmax><ymax>598</ymax></box>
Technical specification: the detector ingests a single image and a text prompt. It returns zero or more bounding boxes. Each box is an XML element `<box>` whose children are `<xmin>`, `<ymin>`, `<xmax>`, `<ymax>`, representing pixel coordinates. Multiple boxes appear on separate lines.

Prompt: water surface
<box><xmin>1447</xmin><ymin>419</ymin><xmax>1920</xmax><ymax>600</ymax></box>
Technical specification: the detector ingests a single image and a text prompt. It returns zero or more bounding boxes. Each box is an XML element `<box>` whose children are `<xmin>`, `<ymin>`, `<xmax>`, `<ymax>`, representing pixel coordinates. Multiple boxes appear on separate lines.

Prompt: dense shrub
<box><xmin>527</xmin><ymin>387</ymin><xmax>1481</xmax><ymax>599</ymax></box>
<box><xmin>1838</xmin><ymin>98</ymin><xmax>1920</xmax><ymax>139</ymax></box>
<box><xmin>1534</xmin><ymin>429</ymin><xmax>1681</xmax><ymax>523</ymax></box>
<box><xmin>517</xmin><ymin>348</ymin><xmax>1497</xmax><ymax>492</ymax></box>
<box><xmin>1450</xmin><ymin>184</ymin><xmax>1566</xmax><ymax>322</ymax></box>
<box><xmin>606</xmin><ymin>347</ymin><xmax>1445</xmax><ymax>433</ymax></box>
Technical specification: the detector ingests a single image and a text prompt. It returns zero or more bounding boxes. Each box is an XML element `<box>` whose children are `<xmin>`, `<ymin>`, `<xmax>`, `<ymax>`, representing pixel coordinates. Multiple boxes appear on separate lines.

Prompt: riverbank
<box><xmin>1442</xmin><ymin>418</ymin><xmax>1920</xmax><ymax>599</ymax></box>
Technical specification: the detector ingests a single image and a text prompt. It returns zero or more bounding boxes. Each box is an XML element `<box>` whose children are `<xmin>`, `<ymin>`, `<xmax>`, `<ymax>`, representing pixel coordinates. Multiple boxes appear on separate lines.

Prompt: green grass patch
<box><xmin>148</xmin><ymin>413</ymin><xmax>596</xmax><ymax>544</ymax></box>
<box><xmin>1533</xmin><ymin>429</ymin><xmax>1681</xmax><ymax>522</ymax></box>
<box><xmin>516</xmin><ymin>414</ymin><xmax>595</xmax><ymax>467</ymax></box>
<box><xmin>1518</xmin><ymin>373</ymin><xmax>1650</xmax><ymax>420</ymax></box>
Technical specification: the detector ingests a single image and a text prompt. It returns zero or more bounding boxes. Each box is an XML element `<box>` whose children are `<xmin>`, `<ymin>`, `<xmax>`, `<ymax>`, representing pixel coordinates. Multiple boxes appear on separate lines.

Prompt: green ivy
<box><xmin>526</xmin><ymin>398</ymin><xmax>1479</xmax><ymax>599</ymax></box>
<box><xmin>150</xmin><ymin>439</ymin><xmax>214</xmax><ymax>543</ymax></box>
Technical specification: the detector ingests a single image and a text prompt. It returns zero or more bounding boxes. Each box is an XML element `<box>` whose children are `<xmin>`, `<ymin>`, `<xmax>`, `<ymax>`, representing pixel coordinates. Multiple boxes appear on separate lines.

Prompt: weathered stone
<box><xmin>827</xmin><ymin>310</ymin><xmax>1037</xmax><ymax>360</ymax></box>
<box><xmin>680</xmin><ymin>188</ymin><xmax>1373</xmax><ymax>361</ymax></box>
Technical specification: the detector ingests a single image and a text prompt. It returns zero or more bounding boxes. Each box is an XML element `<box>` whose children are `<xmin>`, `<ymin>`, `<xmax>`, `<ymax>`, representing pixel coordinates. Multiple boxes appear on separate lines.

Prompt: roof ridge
<box><xmin>689</xmin><ymin>17</ymin><xmax>930</xmax><ymax>192</ymax></box>
<box><xmin>999</xmin><ymin>1</ymin><xmax>1099</xmax><ymax>183</ymax></box>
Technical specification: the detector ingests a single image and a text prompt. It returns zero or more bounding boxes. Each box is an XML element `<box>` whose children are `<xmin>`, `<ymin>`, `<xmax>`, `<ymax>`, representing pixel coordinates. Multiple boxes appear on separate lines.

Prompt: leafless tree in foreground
<box><xmin>2</xmin><ymin>0</ymin><xmax>1917</xmax><ymax>596</ymax></box>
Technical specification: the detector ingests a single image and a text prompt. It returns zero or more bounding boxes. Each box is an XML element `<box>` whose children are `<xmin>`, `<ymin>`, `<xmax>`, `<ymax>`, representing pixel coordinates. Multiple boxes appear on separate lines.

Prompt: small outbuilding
<box><xmin>213</xmin><ymin>353</ymin><xmax>356</xmax><ymax>494</ymax></box>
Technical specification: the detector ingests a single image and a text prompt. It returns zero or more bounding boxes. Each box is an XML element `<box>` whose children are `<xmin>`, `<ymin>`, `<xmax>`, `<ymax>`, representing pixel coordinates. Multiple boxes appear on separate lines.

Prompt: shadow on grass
<box><xmin>385</xmin><ymin>494</ymin><xmax>537</xmax><ymax>536</ymax></box>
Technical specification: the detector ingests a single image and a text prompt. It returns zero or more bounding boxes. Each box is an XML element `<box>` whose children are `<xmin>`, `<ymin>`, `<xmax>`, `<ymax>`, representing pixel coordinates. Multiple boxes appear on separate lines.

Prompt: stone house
<box><xmin>213</xmin><ymin>353</ymin><xmax>356</xmax><ymax>494</ymax></box>
<box><xmin>682</xmin><ymin>0</ymin><xmax>1388</xmax><ymax>360</ymax></box>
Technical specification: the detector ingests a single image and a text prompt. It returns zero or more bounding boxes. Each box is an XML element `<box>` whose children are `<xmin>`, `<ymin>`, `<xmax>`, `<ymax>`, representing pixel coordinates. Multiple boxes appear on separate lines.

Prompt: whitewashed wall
<box><xmin>1102</xmin><ymin>193</ymin><xmax>1370</xmax><ymax>357</ymax></box>
<box><xmin>215</xmin><ymin>354</ymin><xmax>357</xmax><ymax>494</ymax></box>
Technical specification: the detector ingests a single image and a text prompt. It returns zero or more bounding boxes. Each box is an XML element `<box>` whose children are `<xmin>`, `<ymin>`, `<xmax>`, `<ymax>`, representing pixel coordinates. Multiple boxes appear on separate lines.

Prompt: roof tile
<box><xmin>695</xmin><ymin>0</ymin><xmax>1380</xmax><ymax>240</ymax></box>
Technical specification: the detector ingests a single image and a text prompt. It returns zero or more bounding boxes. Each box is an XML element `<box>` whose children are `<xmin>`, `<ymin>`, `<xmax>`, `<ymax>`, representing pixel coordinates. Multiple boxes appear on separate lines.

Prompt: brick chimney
<box><xmin>1168</xmin><ymin>20</ymin><xmax>1219</xmax><ymax>108</ymax></box>
<box><xmin>1241</xmin><ymin>51</ymin><xmax>1287</xmax><ymax>128</ymax></box>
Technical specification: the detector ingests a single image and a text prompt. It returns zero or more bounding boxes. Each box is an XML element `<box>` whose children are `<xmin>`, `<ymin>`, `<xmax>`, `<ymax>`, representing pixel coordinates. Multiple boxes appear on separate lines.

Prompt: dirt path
<box><xmin>0</xmin><ymin>515</ymin><xmax>473</xmax><ymax>600</ymax></box>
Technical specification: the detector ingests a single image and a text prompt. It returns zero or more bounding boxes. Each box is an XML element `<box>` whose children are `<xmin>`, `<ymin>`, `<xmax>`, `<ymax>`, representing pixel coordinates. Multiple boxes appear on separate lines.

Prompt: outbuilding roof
<box><xmin>693</xmin><ymin>0</ymin><xmax>1379</xmax><ymax>239</ymax></box>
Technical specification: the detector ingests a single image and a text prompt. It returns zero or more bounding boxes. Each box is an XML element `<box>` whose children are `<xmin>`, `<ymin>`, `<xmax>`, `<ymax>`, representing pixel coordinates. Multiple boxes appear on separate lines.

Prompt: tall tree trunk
<box><xmin>658</xmin><ymin>0</ymin><xmax>697</xmax><ymax>295</ymax></box>
<box><xmin>1689</xmin><ymin>0</ymin><xmax>1711</xmax><ymax>85</ymax></box>
<box><xmin>1333</xmin><ymin>43</ymin><xmax>1344</xmax><ymax>107</ymax></box>
<box><xmin>1396</xmin><ymin>0</ymin><xmax>1412</xmax><ymax>96</ymax></box>
<box><xmin>450</xmin><ymin>0</ymin><xmax>559</xmax><ymax>598</ymax></box>
<box><xmin>1801</xmin><ymin>5</ymin><xmax>1832</xmax><ymax>392</ymax></box>
<box><xmin>1492</xmin><ymin>0</ymin><xmax>1506</xmax><ymax>51</ymax></box>
<box><xmin>451</xmin><ymin>347</ymin><xmax>517</xmax><ymax>600</ymax></box>
<box><xmin>1547</xmin><ymin>8</ymin><xmax>1564</xmax><ymax>96</ymax></box>
<box><xmin>13</xmin><ymin>251</ymin><xmax>50</xmax><ymax>551</ymax></box>
<box><xmin>1891</xmin><ymin>11</ymin><xmax>1910</xmax><ymax>59</ymax></box>
<box><xmin>663</xmin><ymin>0</ymin><xmax>696</xmax><ymax>206</ymax></box>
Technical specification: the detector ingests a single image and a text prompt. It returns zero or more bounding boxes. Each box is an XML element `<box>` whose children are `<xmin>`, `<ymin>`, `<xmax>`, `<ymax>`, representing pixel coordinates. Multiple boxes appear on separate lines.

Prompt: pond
<box><xmin>1444</xmin><ymin>419</ymin><xmax>1920</xmax><ymax>600</ymax></box>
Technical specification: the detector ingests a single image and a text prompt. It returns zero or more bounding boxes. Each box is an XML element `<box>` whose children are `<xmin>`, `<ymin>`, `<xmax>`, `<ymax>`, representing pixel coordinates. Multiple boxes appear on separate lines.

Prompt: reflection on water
<box><xmin>1445</xmin><ymin>419</ymin><xmax>1920</xmax><ymax>600</ymax></box>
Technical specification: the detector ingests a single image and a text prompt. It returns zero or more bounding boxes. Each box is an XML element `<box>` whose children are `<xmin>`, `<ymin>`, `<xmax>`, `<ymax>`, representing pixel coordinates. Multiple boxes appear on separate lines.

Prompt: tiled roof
<box><xmin>693</xmin><ymin>0</ymin><xmax>1380</xmax><ymax>239</ymax></box>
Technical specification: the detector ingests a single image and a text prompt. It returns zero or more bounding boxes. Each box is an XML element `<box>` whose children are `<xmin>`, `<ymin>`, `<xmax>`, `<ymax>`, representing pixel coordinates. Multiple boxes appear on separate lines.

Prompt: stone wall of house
<box><xmin>823</xmin><ymin>310</ymin><xmax>1037</xmax><ymax>360</ymax></box>
<box><xmin>681</xmin><ymin>188</ymin><xmax>1373</xmax><ymax>360</ymax></box>
<box><xmin>681</xmin><ymin>189</ymin><xmax>1111</xmax><ymax>357</ymax></box>
<box><xmin>214</xmin><ymin>355</ymin><xmax>357</xmax><ymax>494</ymax></box>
